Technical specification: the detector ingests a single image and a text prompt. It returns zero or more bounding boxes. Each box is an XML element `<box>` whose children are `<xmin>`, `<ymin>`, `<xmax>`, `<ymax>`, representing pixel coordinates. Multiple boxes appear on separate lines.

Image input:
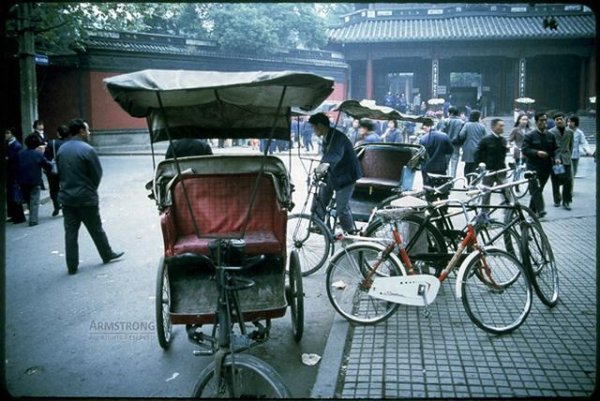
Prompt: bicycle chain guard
<box><xmin>368</xmin><ymin>274</ymin><xmax>440</xmax><ymax>307</ymax></box>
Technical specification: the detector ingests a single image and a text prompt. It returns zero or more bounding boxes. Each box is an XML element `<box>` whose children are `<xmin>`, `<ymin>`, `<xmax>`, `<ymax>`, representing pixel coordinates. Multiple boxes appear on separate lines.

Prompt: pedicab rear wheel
<box><xmin>156</xmin><ymin>256</ymin><xmax>173</xmax><ymax>349</ymax></box>
<box><xmin>286</xmin><ymin>250</ymin><xmax>304</xmax><ymax>342</ymax></box>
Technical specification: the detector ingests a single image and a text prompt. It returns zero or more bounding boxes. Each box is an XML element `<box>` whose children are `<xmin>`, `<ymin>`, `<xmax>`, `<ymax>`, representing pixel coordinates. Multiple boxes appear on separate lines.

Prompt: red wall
<box><xmin>38</xmin><ymin>69</ymin><xmax>348</xmax><ymax>136</ymax></box>
<box><xmin>37</xmin><ymin>68</ymin><xmax>83</xmax><ymax>139</ymax></box>
<box><xmin>89</xmin><ymin>71</ymin><xmax>147</xmax><ymax>131</ymax></box>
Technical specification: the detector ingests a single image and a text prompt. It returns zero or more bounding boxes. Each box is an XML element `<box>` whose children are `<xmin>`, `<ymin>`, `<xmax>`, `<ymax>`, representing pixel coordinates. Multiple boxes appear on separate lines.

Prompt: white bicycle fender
<box><xmin>341</xmin><ymin>241</ymin><xmax>408</xmax><ymax>276</ymax></box>
<box><xmin>454</xmin><ymin>246</ymin><xmax>503</xmax><ymax>299</ymax></box>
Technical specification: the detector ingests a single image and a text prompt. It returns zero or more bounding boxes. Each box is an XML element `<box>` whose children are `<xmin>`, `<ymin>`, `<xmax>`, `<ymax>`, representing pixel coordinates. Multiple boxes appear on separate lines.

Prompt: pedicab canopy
<box><xmin>336</xmin><ymin>99</ymin><xmax>426</xmax><ymax>123</ymax></box>
<box><xmin>104</xmin><ymin>70</ymin><xmax>335</xmax><ymax>142</ymax></box>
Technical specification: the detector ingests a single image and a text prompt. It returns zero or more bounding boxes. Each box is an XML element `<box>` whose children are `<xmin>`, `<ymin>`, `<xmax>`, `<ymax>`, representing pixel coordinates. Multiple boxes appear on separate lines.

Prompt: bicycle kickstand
<box><xmin>418</xmin><ymin>284</ymin><xmax>432</xmax><ymax>318</ymax></box>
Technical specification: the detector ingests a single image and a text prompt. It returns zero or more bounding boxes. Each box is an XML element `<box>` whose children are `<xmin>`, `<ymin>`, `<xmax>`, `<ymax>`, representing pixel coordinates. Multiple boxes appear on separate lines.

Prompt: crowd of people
<box><xmin>287</xmin><ymin>106</ymin><xmax>594</xmax><ymax>219</ymax></box>
<box><xmin>5</xmin><ymin>108</ymin><xmax>594</xmax><ymax>273</ymax></box>
<box><xmin>5</xmin><ymin>119</ymin><xmax>124</xmax><ymax>275</ymax></box>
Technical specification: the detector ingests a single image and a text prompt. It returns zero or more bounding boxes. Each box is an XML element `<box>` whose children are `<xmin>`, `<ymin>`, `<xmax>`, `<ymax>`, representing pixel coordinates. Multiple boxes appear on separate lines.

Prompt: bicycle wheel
<box><xmin>192</xmin><ymin>354</ymin><xmax>291</xmax><ymax>398</ymax></box>
<box><xmin>326</xmin><ymin>242</ymin><xmax>403</xmax><ymax>325</ymax></box>
<box><xmin>521</xmin><ymin>221</ymin><xmax>559</xmax><ymax>307</ymax></box>
<box><xmin>286</xmin><ymin>250</ymin><xmax>304</xmax><ymax>342</ymax></box>
<box><xmin>510</xmin><ymin>168</ymin><xmax>529</xmax><ymax>200</ymax></box>
<box><xmin>460</xmin><ymin>248</ymin><xmax>532</xmax><ymax>335</ymax></box>
<box><xmin>155</xmin><ymin>256</ymin><xmax>173</xmax><ymax>350</ymax></box>
<box><xmin>287</xmin><ymin>213</ymin><xmax>331</xmax><ymax>276</ymax></box>
<box><xmin>365</xmin><ymin>213</ymin><xmax>446</xmax><ymax>275</ymax></box>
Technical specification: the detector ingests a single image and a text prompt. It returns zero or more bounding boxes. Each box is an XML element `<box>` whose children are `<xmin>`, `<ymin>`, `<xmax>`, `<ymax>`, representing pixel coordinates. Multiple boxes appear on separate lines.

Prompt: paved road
<box><xmin>4</xmin><ymin>146</ymin><xmax>597</xmax><ymax>397</ymax></box>
<box><xmin>312</xmin><ymin>154</ymin><xmax>598</xmax><ymax>398</ymax></box>
<box><xmin>4</xmin><ymin>149</ymin><xmax>336</xmax><ymax>398</ymax></box>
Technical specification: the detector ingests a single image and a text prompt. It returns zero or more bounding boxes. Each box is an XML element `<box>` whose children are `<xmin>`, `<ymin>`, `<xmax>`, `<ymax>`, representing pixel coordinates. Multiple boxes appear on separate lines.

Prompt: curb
<box><xmin>310</xmin><ymin>312</ymin><xmax>351</xmax><ymax>398</ymax></box>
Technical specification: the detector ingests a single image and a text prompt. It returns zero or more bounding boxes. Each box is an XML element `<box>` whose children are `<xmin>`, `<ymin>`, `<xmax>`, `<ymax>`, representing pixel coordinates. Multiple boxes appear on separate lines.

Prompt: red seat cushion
<box><xmin>161</xmin><ymin>173</ymin><xmax>286</xmax><ymax>257</ymax></box>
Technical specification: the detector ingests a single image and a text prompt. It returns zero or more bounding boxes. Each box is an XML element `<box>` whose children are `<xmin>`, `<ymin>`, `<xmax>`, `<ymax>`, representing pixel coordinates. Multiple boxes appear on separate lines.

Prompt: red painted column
<box><xmin>366</xmin><ymin>52</ymin><xmax>373</xmax><ymax>100</ymax></box>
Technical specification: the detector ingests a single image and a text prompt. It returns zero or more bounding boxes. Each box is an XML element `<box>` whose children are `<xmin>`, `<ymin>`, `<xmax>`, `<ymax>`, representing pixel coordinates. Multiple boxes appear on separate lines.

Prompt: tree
<box><xmin>207</xmin><ymin>3</ymin><xmax>327</xmax><ymax>55</ymax></box>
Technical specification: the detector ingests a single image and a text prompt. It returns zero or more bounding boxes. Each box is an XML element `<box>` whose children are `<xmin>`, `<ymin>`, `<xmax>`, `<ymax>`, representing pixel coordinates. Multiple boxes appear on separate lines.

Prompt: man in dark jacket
<box><xmin>521</xmin><ymin>112</ymin><xmax>559</xmax><ymax>218</ymax></box>
<box><xmin>57</xmin><ymin>118</ymin><xmax>124</xmax><ymax>275</ymax></box>
<box><xmin>474</xmin><ymin>118</ymin><xmax>509</xmax><ymax>205</ymax></box>
<box><xmin>419</xmin><ymin>118</ymin><xmax>453</xmax><ymax>185</ymax></box>
<box><xmin>165</xmin><ymin>138</ymin><xmax>213</xmax><ymax>160</ymax></box>
<box><xmin>5</xmin><ymin>127</ymin><xmax>26</xmax><ymax>223</ymax></box>
<box><xmin>309</xmin><ymin>112</ymin><xmax>362</xmax><ymax>234</ymax></box>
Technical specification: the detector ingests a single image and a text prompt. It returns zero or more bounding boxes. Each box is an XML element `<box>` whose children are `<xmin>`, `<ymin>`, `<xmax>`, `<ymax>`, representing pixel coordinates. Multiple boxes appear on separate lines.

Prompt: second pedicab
<box><xmin>287</xmin><ymin>99</ymin><xmax>428</xmax><ymax>276</ymax></box>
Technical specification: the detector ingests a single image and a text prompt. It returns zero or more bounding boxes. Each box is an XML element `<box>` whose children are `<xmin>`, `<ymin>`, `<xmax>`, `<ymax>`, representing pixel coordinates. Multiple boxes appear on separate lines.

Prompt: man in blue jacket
<box><xmin>57</xmin><ymin>118</ymin><xmax>124</xmax><ymax>275</ymax></box>
<box><xmin>309</xmin><ymin>113</ymin><xmax>362</xmax><ymax>234</ymax></box>
<box><xmin>419</xmin><ymin>118</ymin><xmax>453</xmax><ymax>185</ymax></box>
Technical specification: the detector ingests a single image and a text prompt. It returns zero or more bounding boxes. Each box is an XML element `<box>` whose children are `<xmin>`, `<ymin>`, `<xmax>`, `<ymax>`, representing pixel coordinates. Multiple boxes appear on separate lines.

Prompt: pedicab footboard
<box><xmin>159</xmin><ymin>172</ymin><xmax>288</xmax><ymax>325</ymax></box>
<box><xmin>168</xmin><ymin>254</ymin><xmax>287</xmax><ymax>325</ymax></box>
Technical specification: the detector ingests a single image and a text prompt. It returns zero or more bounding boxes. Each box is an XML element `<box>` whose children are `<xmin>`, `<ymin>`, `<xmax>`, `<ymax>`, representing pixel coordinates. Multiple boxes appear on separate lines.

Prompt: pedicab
<box><xmin>288</xmin><ymin>99</ymin><xmax>429</xmax><ymax>275</ymax></box>
<box><xmin>104</xmin><ymin>70</ymin><xmax>334</xmax><ymax>355</ymax></box>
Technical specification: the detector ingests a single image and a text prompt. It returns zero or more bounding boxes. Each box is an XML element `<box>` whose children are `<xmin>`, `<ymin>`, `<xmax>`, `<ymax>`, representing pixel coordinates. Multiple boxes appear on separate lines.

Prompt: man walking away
<box><xmin>474</xmin><ymin>119</ymin><xmax>509</xmax><ymax>205</ymax></box>
<box><xmin>453</xmin><ymin>110</ymin><xmax>487</xmax><ymax>183</ymax></box>
<box><xmin>443</xmin><ymin>106</ymin><xmax>464</xmax><ymax>177</ymax></box>
<box><xmin>57</xmin><ymin>118</ymin><xmax>124</xmax><ymax>275</ymax></box>
<box><xmin>419</xmin><ymin>117</ymin><xmax>453</xmax><ymax>186</ymax></box>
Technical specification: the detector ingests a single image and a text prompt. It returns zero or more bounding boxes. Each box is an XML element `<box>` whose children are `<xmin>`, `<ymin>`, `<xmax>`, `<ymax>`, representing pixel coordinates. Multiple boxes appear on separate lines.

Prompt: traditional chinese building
<box><xmin>36</xmin><ymin>30</ymin><xmax>348</xmax><ymax>149</ymax></box>
<box><xmin>326</xmin><ymin>2</ymin><xmax>596</xmax><ymax>115</ymax></box>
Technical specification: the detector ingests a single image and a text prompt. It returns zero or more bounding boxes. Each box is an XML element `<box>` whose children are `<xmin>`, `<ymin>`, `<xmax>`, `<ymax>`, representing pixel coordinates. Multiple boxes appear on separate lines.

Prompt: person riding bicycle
<box><xmin>308</xmin><ymin>112</ymin><xmax>363</xmax><ymax>234</ymax></box>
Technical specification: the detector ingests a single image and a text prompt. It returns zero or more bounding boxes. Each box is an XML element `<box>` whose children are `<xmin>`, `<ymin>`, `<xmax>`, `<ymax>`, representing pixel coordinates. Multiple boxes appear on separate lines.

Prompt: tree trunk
<box><xmin>17</xmin><ymin>2</ymin><xmax>38</xmax><ymax>138</ymax></box>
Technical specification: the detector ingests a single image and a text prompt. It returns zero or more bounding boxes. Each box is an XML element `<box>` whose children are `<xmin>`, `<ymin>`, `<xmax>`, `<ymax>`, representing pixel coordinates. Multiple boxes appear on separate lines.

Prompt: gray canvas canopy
<box><xmin>104</xmin><ymin>70</ymin><xmax>335</xmax><ymax>142</ymax></box>
<box><xmin>337</xmin><ymin>99</ymin><xmax>426</xmax><ymax>123</ymax></box>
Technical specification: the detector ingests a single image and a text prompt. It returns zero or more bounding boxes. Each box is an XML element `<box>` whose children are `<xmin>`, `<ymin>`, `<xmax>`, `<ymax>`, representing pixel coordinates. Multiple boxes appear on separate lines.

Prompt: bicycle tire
<box><xmin>192</xmin><ymin>354</ymin><xmax>292</xmax><ymax>398</ymax></box>
<box><xmin>365</xmin><ymin>212</ymin><xmax>447</xmax><ymax>276</ymax></box>
<box><xmin>521</xmin><ymin>221</ymin><xmax>559</xmax><ymax>307</ymax></box>
<box><xmin>155</xmin><ymin>256</ymin><xmax>173</xmax><ymax>350</ymax></box>
<box><xmin>287</xmin><ymin>213</ymin><xmax>331</xmax><ymax>276</ymax></box>
<box><xmin>287</xmin><ymin>250</ymin><xmax>304</xmax><ymax>342</ymax></box>
<box><xmin>510</xmin><ymin>181</ymin><xmax>529</xmax><ymax>200</ymax></box>
<box><xmin>460</xmin><ymin>248</ymin><xmax>532</xmax><ymax>335</ymax></box>
<box><xmin>326</xmin><ymin>242</ymin><xmax>403</xmax><ymax>325</ymax></box>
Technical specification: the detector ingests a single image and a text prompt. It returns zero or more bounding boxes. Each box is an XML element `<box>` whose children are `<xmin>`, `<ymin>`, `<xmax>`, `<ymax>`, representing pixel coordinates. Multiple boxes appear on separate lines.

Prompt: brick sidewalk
<box><xmin>334</xmin><ymin>217</ymin><xmax>596</xmax><ymax>398</ymax></box>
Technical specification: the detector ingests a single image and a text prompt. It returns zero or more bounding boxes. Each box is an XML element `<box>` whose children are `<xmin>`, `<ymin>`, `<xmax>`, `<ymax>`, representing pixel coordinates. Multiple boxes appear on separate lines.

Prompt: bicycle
<box><xmin>508</xmin><ymin>160</ymin><xmax>530</xmax><ymax>200</ymax></box>
<box><xmin>287</xmin><ymin>157</ymin><xmax>343</xmax><ymax>276</ymax></box>
<box><xmin>173</xmin><ymin>240</ymin><xmax>292</xmax><ymax>398</ymax></box>
<box><xmin>366</xmin><ymin>172</ymin><xmax>559</xmax><ymax>307</ymax></box>
<box><xmin>326</xmin><ymin>199</ymin><xmax>533</xmax><ymax>334</ymax></box>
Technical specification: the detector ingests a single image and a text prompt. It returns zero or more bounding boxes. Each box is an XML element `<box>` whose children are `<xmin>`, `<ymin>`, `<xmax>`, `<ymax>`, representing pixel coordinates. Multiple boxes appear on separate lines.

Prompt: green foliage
<box><xmin>8</xmin><ymin>3</ymin><xmax>335</xmax><ymax>55</ymax></box>
<box><xmin>208</xmin><ymin>3</ymin><xmax>328</xmax><ymax>55</ymax></box>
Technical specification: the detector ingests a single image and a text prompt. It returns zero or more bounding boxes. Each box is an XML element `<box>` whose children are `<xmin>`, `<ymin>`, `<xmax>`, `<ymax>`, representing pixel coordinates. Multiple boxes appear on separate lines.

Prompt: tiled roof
<box><xmin>84</xmin><ymin>36</ymin><xmax>347</xmax><ymax>69</ymax></box>
<box><xmin>327</xmin><ymin>14</ymin><xmax>596</xmax><ymax>43</ymax></box>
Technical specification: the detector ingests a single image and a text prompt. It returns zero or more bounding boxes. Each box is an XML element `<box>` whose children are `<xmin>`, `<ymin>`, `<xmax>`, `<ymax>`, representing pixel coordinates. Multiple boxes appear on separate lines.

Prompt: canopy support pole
<box><xmin>241</xmin><ymin>86</ymin><xmax>287</xmax><ymax>238</ymax></box>
<box><xmin>156</xmin><ymin>91</ymin><xmax>202</xmax><ymax>239</ymax></box>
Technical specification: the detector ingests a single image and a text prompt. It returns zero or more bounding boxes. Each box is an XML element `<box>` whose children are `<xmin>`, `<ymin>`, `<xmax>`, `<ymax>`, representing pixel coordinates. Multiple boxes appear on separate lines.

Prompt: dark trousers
<box><xmin>463</xmin><ymin>162</ymin><xmax>477</xmax><ymax>183</ymax></box>
<box><xmin>311</xmin><ymin>182</ymin><xmax>356</xmax><ymax>233</ymax></box>
<box><xmin>47</xmin><ymin>173</ymin><xmax>61</xmax><ymax>212</ymax></box>
<box><xmin>529</xmin><ymin>168</ymin><xmax>551</xmax><ymax>214</ymax></box>
<box><xmin>550</xmin><ymin>164</ymin><xmax>573</xmax><ymax>205</ymax></box>
<box><xmin>63</xmin><ymin>205</ymin><xmax>113</xmax><ymax>270</ymax></box>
